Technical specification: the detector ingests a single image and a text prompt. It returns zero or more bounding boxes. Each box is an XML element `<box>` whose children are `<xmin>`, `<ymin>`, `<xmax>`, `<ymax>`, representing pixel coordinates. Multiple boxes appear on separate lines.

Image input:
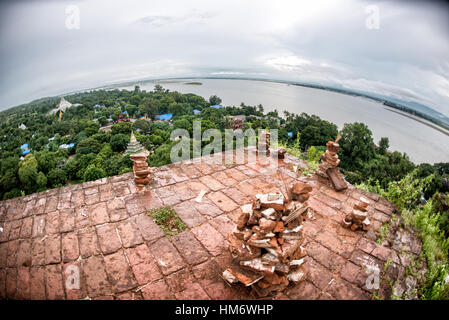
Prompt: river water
<box><xmin>114</xmin><ymin>78</ymin><xmax>449</xmax><ymax>164</ymax></box>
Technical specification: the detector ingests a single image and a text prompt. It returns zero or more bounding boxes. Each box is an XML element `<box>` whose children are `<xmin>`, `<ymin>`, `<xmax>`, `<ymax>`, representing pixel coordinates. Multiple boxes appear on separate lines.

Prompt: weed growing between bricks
<box><xmin>147</xmin><ymin>207</ymin><xmax>186</xmax><ymax>238</ymax></box>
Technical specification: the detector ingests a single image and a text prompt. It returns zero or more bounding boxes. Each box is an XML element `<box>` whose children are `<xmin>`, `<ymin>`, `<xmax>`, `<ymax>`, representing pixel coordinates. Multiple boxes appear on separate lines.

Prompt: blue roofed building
<box><xmin>22</xmin><ymin>149</ymin><xmax>30</xmax><ymax>156</ymax></box>
<box><xmin>156</xmin><ymin>113</ymin><xmax>173</xmax><ymax>121</ymax></box>
<box><xmin>20</xmin><ymin>143</ymin><xmax>29</xmax><ymax>150</ymax></box>
<box><xmin>210</xmin><ymin>105</ymin><xmax>222</xmax><ymax>109</ymax></box>
<box><xmin>287</xmin><ymin>132</ymin><xmax>293</xmax><ymax>138</ymax></box>
<box><xmin>193</xmin><ymin>109</ymin><xmax>201</xmax><ymax>114</ymax></box>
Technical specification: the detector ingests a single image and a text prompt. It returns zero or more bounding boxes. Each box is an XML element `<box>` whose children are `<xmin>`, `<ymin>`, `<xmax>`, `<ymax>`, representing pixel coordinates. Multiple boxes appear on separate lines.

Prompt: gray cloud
<box><xmin>0</xmin><ymin>0</ymin><xmax>448</xmax><ymax>116</ymax></box>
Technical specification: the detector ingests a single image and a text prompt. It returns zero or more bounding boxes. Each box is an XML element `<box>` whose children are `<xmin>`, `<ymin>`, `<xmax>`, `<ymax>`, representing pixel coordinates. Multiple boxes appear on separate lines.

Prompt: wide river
<box><xmin>114</xmin><ymin>78</ymin><xmax>449</xmax><ymax>164</ymax></box>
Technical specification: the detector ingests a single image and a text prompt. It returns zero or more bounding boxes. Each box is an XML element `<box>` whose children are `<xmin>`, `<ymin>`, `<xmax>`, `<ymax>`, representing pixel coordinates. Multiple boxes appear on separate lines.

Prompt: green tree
<box><xmin>110</xmin><ymin>134</ymin><xmax>129</xmax><ymax>152</ymax></box>
<box><xmin>48</xmin><ymin>169</ymin><xmax>67</xmax><ymax>187</ymax></box>
<box><xmin>379</xmin><ymin>137</ymin><xmax>389</xmax><ymax>155</ymax></box>
<box><xmin>339</xmin><ymin>122</ymin><xmax>375</xmax><ymax>171</ymax></box>
<box><xmin>209</xmin><ymin>95</ymin><xmax>222</xmax><ymax>106</ymax></box>
<box><xmin>83</xmin><ymin>165</ymin><xmax>106</xmax><ymax>182</ymax></box>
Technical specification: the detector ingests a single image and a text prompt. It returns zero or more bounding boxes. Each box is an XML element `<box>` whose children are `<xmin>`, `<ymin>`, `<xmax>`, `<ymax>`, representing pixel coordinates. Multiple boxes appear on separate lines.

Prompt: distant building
<box><xmin>18</xmin><ymin>123</ymin><xmax>27</xmax><ymax>130</ymax></box>
<box><xmin>156</xmin><ymin>113</ymin><xmax>173</xmax><ymax>121</ymax></box>
<box><xmin>211</xmin><ymin>105</ymin><xmax>222</xmax><ymax>109</ymax></box>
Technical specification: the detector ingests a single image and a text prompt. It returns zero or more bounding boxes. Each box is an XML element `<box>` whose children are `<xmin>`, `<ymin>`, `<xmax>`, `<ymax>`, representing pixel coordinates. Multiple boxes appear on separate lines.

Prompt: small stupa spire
<box><xmin>125</xmin><ymin>131</ymin><xmax>148</xmax><ymax>155</ymax></box>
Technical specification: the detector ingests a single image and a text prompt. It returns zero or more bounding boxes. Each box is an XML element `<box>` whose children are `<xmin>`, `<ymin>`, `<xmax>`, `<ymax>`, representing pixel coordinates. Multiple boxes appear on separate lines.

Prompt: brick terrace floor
<box><xmin>0</xmin><ymin>148</ymin><xmax>422</xmax><ymax>300</ymax></box>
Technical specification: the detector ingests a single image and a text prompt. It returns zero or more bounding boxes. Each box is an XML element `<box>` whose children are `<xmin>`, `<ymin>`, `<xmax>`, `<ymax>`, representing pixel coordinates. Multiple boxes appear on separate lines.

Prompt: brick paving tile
<box><xmin>45</xmin><ymin>264</ymin><xmax>65</xmax><ymax>300</ymax></box>
<box><xmin>116</xmin><ymin>291</ymin><xmax>143</xmax><ymax>300</ymax></box>
<box><xmin>74</xmin><ymin>207</ymin><xmax>90</xmax><ymax>229</ymax></box>
<box><xmin>199</xmin><ymin>175</ymin><xmax>225</xmax><ymax>191</ymax></box>
<box><xmin>325</xmin><ymin>278</ymin><xmax>371</xmax><ymax>300</ymax></box>
<box><xmin>62</xmin><ymin>232</ymin><xmax>80</xmax><ymax>262</ymax></box>
<box><xmin>17</xmin><ymin>239</ymin><xmax>32</xmax><ymax>267</ymax></box>
<box><xmin>96</xmin><ymin>224</ymin><xmax>122</xmax><ymax>255</ymax></box>
<box><xmin>20</xmin><ymin>216</ymin><xmax>33</xmax><ymax>239</ymax></box>
<box><xmin>0</xmin><ymin>243</ymin><xmax>7</xmax><ymax>268</ymax></box>
<box><xmin>191</xmin><ymin>223</ymin><xmax>227</xmax><ymax>257</ymax></box>
<box><xmin>6</xmin><ymin>239</ymin><xmax>19</xmax><ymax>267</ymax></box>
<box><xmin>82</xmin><ymin>255</ymin><xmax>112</xmax><ymax>297</ymax></box>
<box><xmin>148</xmin><ymin>237</ymin><xmax>186</xmax><ymax>275</ymax></box>
<box><xmin>134</xmin><ymin>214</ymin><xmax>164</xmax><ymax>242</ymax></box>
<box><xmin>45</xmin><ymin>196</ymin><xmax>58</xmax><ymax>213</ymax></box>
<box><xmin>116</xmin><ymin>218</ymin><xmax>144</xmax><ymax>248</ymax></box>
<box><xmin>44</xmin><ymin>234</ymin><xmax>61</xmax><ymax>264</ymax></box>
<box><xmin>173</xmin><ymin>201</ymin><xmax>206</xmax><ymax>228</ymax></box>
<box><xmin>71</xmin><ymin>189</ymin><xmax>85</xmax><ymax>208</ymax></box>
<box><xmin>126</xmin><ymin>244</ymin><xmax>162</xmax><ymax>285</ymax></box>
<box><xmin>192</xmin><ymin>197</ymin><xmax>223</xmax><ymax>218</ymax></box>
<box><xmin>165</xmin><ymin>268</ymin><xmax>197</xmax><ymax>293</ymax></box>
<box><xmin>124</xmin><ymin>194</ymin><xmax>146</xmax><ymax>216</ymax></box>
<box><xmin>181</xmin><ymin>164</ymin><xmax>202</xmax><ymax>179</ymax></box>
<box><xmin>224</xmin><ymin>168</ymin><xmax>248</xmax><ymax>182</ymax></box>
<box><xmin>186</xmin><ymin>179</ymin><xmax>210</xmax><ymax>194</ymax></box>
<box><xmin>175</xmin><ymin>282</ymin><xmax>210</xmax><ymax>300</ymax></box>
<box><xmin>107</xmin><ymin>198</ymin><xmax>129</xmax><ymax>222</ymax></box>
<box><xmin>16</xmin><ymin>266</ymin><xmax>31</xmax><ymax>299</ymax></box>
<box><xmin>45</xmin><ymin>211</ymin><xmax>60</xmax><ymax>235</ymax></box>
<box><xmin>305</xmin><ymin>258</ymin><xmax>335</xmax><ymax>291</ymax></box>
<box><xmin>236</xmin><ymin>180</ymin><xmax>261</xmax><ymax>196</ymax></box>
<box><xmin>63</xmin><ymin>261</ymin><xmax>87</xmax><ymax>300</ymax></box>
<box><xmin>305</xmin><ymin>241</ymin><xmax>347</xmax><ymax>273</ymax></box>
<box><xmin>84</xmin><ymin>193</ymin><xmax>100</xmax><ymax>206</ymax></box>
<box><xmin>208</xmin><ymin>214</ymin><xmax>235</xmax><ymax>238</ymax></box>
<box><xmin>221</xmin><ymin>187</ymin><xmax>251</xmax><ymax>206</ymax></box>
<box><xmin>207</xmin><ymin>191</ymin><xmax>238</xmax><ymax>212</ymax></box>
<box><xmin>141</xmin><ymin>280</ymin><xmax>174</xmax><ymax>300</ymax></box>
<box><xmin>285</xmin><ymin>280</ymin><xmax>321</xmax><ymax>300</ymax></box>
<box><xmin>192</xmin><ymin>259</ymin><xmax>240</xmax><ymax>300</ymax></box>
<box><xmin>99</xmin><ymin>184</ymin><xmax>114</xmax><ymax>202</ymax></box>
<box><xmin>30</xmin><ymin>266</ymin><xmax>46</xmax><ymax>300</ymax></box>
<box><xmin>0</xmin><ymin>269</ymin><xmax>5</xmax><ymax>299</ymax></box>
<box><xmin>9</xmin><ymin>219</ymin><xmax>22</xmax><ymax>240</ymax></box>
<box><xmin>211</xmin><ymin>171</ymin><xmax>237</xmax><ymax>187</ymax></box>
<box><xmin>171</xmin><ymin>182</ymin><xmax>195</xmax><ymax>201</ymax></box>
<box><xmin>32</xmin><ymin>237</ymin><xmax>45</xmax><ymax>266</ymax></box>
<box><xmin>167</xmin><ymin>166</ymin><xmax>189</xmax><ymax>183</ymax></box>
<box><xmin>6</xmin><ymin>268</ymin><xmax>17</xmax><ymax>299</ymax></box>
<box><xmin>340</xmin><ymin>261</ymin><xmax>367</xmax><ymax>288</ymax></box>
<box><xmin>89</xmin><ymin>202</ymin><xmax>109</xmax><ymax>225</ymax></box>
<box><xmin>78</xmin><ymin>227</ymin><xmax>100</xmax><ymax>258</ymax></box>
<box><xmin>59</xmin><ymin>209</ymin><xmax>76</xmax><ymax>233</ymax></box>
<box><xmin>171</xmin><ymin>231</ymin><xmax>210</xmax><ymax>266</ymax></box>
<box><xmin>103</xmin><ymin>250</ymin><xmax>137</xmax><ymax>293</ymax></box>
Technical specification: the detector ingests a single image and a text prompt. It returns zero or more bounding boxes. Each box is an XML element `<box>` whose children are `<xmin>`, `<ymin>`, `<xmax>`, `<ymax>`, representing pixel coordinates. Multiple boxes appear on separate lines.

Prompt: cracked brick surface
<box><xmin>0</xmin><ymin>148</ymin><xmax>422</xmax><ymax>300</ymax></box>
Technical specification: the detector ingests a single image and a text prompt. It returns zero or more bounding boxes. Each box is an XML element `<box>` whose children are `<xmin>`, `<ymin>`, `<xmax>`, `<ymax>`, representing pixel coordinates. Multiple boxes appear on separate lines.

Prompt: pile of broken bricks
<box><xmin>342</xmin><ymin>196</ymin><xmax>372</xmax><ymax>231</ymax></box>
<box><xmin>222</xmin><ymin>181</ymin><xmax>313</xmax><ymax>297</ymax></box>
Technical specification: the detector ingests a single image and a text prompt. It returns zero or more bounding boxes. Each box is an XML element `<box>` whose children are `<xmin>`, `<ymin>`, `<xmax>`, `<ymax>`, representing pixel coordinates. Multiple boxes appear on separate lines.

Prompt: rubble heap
<box><xmin>127</xmin><ymin>132</ymin><xmax>151</xmax><ymax>189</ymax></box>
<box><xmin>316</xmin><ymin>140</ymin><xmax>347</xmax><ymax>191</ymax></box>
<box><xmin>342</xmin><ymin>196</ymin><xmax>371</xmax><ymax>231</ymax></box>
<box><xmin>222</xmin><ymin>181</ymin><xmax>312</xmax><ymax>297</ymax></box>
<box><xmin>257</xmin><ymin>130</ymin><xmax>270</xmax><ymax>157</ymax></box>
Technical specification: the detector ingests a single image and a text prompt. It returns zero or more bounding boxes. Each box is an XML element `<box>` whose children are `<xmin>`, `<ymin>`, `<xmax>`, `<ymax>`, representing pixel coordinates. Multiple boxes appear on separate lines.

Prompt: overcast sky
<box><xmin>0</xmin><ymin>0</ymin><xmax>448</xmax><ymax>115</ymax></box>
